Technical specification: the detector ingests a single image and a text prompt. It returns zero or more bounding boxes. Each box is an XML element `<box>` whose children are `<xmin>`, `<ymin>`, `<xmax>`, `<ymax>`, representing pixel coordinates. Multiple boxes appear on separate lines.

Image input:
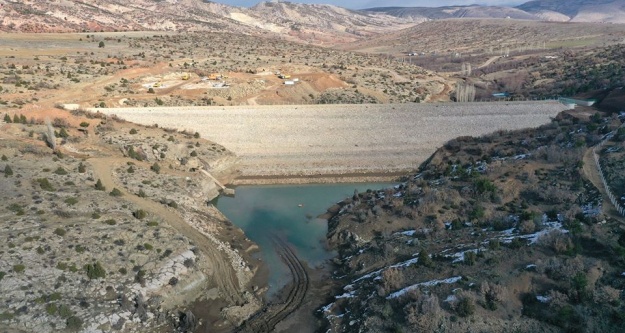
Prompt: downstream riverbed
<box><xmin>214</xmin><ymin>183</ymin><xmax>395</xmax><ymax>296</ymax></box>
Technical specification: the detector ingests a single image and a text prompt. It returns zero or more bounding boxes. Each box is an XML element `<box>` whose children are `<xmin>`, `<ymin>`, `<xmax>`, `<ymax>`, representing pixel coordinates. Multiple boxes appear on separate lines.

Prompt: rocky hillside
<box><xmin>321</xmin><ymin>111</ymin><xmax>625</xmax><ymax>332</ymax></box>
<box><xmin>0</xmin><ymin>0</ymin><xmax>412</xmax><ymax>44</ymax></box>
<box><xmin>0</xmin><ymin>109</ymin><xmax>260</xmax><ymax>332</ymax></box>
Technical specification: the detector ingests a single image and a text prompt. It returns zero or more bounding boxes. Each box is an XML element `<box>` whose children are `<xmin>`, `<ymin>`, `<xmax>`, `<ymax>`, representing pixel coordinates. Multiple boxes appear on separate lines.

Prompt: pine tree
<box><xmin>95</xmin><ymin>179</ymin><xmax>105</xmax><ymax>191</ymax></box>
<box><xmin>4</xmin><ymin>165</ymin><xmax>13</xmax><ymax>177</ymax></box>
<box><xmin>418</xmin><ymin>250</ymin><xmax>433</xmax><ymax>268</ymax></box>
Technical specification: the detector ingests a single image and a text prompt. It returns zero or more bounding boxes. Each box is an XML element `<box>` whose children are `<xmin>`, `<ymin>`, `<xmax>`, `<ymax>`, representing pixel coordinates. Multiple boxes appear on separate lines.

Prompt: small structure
<box><xmin>492</xmin><ymin>92</ymin><xmax>510</xmax><ymax>98</ymax></box>
<box><xmin>284</xmin><ymin>80</ymin><xmax>295</xmax><ymax>85</ymax></box>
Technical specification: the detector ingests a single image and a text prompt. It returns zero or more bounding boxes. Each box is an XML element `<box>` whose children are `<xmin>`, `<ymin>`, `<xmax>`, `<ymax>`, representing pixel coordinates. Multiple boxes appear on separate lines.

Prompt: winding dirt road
<box><xmin>88</xmin><ymin>157</ymin><xmax>244</xmax><ymax>304</ymax></box>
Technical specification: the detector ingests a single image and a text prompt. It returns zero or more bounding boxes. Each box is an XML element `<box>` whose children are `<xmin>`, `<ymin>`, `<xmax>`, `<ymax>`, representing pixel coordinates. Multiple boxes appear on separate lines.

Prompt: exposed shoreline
<box><xmin>231</xmin><ymin>170</ymin><xmax>409</xmax><ymax>185</ymax></box>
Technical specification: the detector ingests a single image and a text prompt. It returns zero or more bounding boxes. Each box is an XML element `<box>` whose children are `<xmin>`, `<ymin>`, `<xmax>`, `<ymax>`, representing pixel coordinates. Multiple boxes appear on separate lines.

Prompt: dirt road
<box><xmin>582</xmin><ymin>148</ymin><xmax>620</xmax><ymax>218</ymax></box>
<box><xmin>88</xmin><ymin>157</ymin><xmax>244</xmax><ymax>304</ymax></box>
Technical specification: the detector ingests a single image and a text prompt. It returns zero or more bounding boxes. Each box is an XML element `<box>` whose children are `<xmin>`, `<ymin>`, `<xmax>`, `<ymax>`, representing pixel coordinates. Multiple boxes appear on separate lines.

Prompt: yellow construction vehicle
<box><xmin>181</xmin><ymin>73</ymin><xmax>190</xmax><ymax>80</ymax></box>
<box><xmin>153</xmin><ymin>81</ymin><xmax>162</xmax><ymax>88</ymax></box>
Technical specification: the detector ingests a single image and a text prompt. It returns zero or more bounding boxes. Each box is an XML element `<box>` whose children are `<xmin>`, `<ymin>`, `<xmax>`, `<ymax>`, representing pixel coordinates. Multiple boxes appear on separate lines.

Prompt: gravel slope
<box><xmin>94</xmin><ymin>102</ymin><xmax>568</xmax><ymax>182</ymax></box>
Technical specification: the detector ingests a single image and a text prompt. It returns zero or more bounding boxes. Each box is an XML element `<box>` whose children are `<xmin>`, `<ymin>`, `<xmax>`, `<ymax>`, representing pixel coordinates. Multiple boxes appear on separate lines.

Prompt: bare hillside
<box><xmin>0</xmin><ymin>0</ymin><xmax>414</xmax><ymax>45</ymax></box>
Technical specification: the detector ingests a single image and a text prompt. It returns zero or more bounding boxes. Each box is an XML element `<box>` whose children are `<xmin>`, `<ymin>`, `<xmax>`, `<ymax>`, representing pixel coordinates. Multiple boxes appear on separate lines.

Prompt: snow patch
<box><xmin>386</xmin><ymin>276</ymin><xmax>463</xmax><ymax>299</ymax></box>
<box><xmin>536</xmin><ymin>295</ymin><xmax>551</xmax><ymax>303</ymax></box>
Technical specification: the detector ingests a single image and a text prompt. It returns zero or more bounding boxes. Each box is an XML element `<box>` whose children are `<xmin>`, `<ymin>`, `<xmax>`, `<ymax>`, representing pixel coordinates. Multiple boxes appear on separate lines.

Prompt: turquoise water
<box><xmin>213</xmin><ymin>183</ymin><xmax>395</xmax><ymax>296</ymax></box>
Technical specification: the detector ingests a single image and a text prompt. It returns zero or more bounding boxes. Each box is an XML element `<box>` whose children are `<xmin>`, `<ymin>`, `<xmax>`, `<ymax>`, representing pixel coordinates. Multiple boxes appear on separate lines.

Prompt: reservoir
<box><xmin>213</xmin><ymin>183</ymin><xmax>395</xmax><ymax>296</ymax></box>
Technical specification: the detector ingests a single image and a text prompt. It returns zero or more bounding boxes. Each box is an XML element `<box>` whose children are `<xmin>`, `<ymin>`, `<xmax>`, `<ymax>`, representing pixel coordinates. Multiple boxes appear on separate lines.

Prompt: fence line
<box><xmin>592</xmin><ymin>127</ymin><xmax>625</xmax><ymax>217</ymax></box>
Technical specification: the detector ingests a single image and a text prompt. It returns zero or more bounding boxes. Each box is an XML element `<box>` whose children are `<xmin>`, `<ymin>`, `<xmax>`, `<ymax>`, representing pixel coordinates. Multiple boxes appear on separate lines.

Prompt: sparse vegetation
<box><xmin>109</xmin><ymin>188</ymin><xmax>123</xmax><ymax>197</ymax></box>
<box><xmin>84</xmin><ymin>262</ymin><xmax>106</xmax><ymax>279</ymax></box>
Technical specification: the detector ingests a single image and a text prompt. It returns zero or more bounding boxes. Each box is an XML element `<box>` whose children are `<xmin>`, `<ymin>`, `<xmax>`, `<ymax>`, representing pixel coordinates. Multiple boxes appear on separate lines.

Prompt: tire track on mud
<box><xmin>236</xmin><ymin>235</ymin><xmax>309</xmax><ymax>333</ymax></box>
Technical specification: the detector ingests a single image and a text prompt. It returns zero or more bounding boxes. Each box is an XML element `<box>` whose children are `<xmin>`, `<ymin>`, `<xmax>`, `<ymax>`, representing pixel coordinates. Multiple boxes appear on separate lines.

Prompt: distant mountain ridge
<box><xmin>0</xmin><ymin>0</ymin><xmax>413</xmax><ymax>45</ymax></box>
<box><xmin>365</xmin><ymin>5</ymin><xmax>539</xmax><ymax>21</ymax></box>
<box><xmin>517</xmin><ymin>0</ymin><xmax>625</xmax><ymax>23</ymax></box>
<box><xmin>0</xmin><ymin>0</ymin><xmax>623</xmax><ymax>43</ymax></box>
<box><xmin>367</xmin><ymin>0</ymin><xmax>625</xmax><ymax>23</ymax></box>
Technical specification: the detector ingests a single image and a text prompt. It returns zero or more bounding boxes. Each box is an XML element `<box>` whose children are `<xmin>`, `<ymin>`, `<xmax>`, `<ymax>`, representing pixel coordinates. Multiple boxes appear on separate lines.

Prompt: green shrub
<box><xmin>56</xmin><ymin>262</ymin><xmax>68</xmax><ymax>270</ymax></box>
<box><xmin>137</xmin><ymin>189</ymin><xmax>147</xmax><ymax>198</ymax></box>
<box><xmin>78</xmin><ymin>162</ymin><xmax>86</xmax><ymax>173</ymax></box>
<box><xmin>95</xmin><ymin>179</ymin><xmax>105</xmax><ymax>191</ymax></box>
<box><xmin>109</xmin><ymin>188</ymin><xmax>123</xmax><ymax>197</ymax></box>
<box><xmin>66</xmin><ymin>315</ymin><xmax>83</xmax><ymax>330</ymax></box>
<box><xmin>144</xmin><ymin>243</ymin><xmax>153</xmax><ymax>251</ymax></box>
<box><xmin>49</xmin><ymin>292</ymin><xmax>62</xmax><ymax>301</ymax></box>
<box><xmin>147</xmin><ymin>221</ymin><xmax>159</xmax><ymax>227</ymax></box>
<box><xmin>58</xmin><ymin>128</ymin><xmax>69</xmax><ymax>138</ymax></box>
<box><xmin>84</xmin><ymin>262</ymin><xmax>106</xmax><ymax>280</ymax></box>
<box><xmin>0</xmin><ymin>271</ymin><xmax>5</xmax><ymax>281</ymax></box>
<box><xmin>104</xmin><ymin>219</ymin><xmax>116</xmax><ymax>225</ymax></box>
<box><xmin>150</xmin><ymin>162</ymin><xmax>160</xmax><ymax>174</ymax></box>
<box><xmin>7</xmin><ymin>203</ymin><xmax>24</xmax><ymax>215</ymax></box>
<box><xmin>129</xmin><ymin>128</ymin><xmax>138</xmax><ymax>134</ymax></box>
<box><xmin>54</xmin><ymin>228</ymin><xmax>67</xmax><ymax>236</ymax></box>
<box><xmin>91</xmin><ymin>211</ymin><xmax>101</xmax><ymax>219</ymax></box>
<box><xmin>1</xmin><ymin>155</ymin><xmax>7</xmax><ymax>161</ymax></box>
<box><xmin>133</xmin><ymin>209</ymin><xmax>147</xmax><ymax>220</ymax></box>
<box><xmin>456</xmin><ymin>297</ymin><xmax>475</xmax><ymax>317</ymax></box>
<box><xmin>13</xmin><ymin>264</ymin><xmax>25</xmax><ymax>273</ymax></box>
<box><xmin>3</xmin><ymin>165</ymin><xmax>13</xmax><ymax>177</ymax></box>
<box><xmin>54</xmin><ymin>167</ymin><xmax>68</xmax><ymax>175</ymax></box>
<box><xmin>118</xmin><ymin>267</ymin><xmax>127</xmax><ymax>275</ymax></box>
<box><xmin>0</xmin><ymin>312</ymin><xmax>14</xmax><ymax>320</ymax></box>
<box><xmin>37</xmin><ymin>178</ymin><xmax>55</xmax><ymax>191</ymax></box>
<box><xmin>194</xmin><ymin>132</ymin><xmax>200</xmax><ymax>138</ymax></box>
<box><xmin>58</xmin><ymin>304</ymin><xmax>72</xmax><ymax>318</ymax></box>
<box><xmin>79</xmin><ymin>122</ymin><xmax>89</xmax><ymax>128</ymax></box>
<box><xmin>418</xmin><ymin>250</ymin><xmax>433</xmax><ymax>268</ymax></box>
<box><xmin>464</xmin><ymin>251</ymin><xmax>477</xmax><ymax>266</ymax></box>
<box><xmin>64</xmin><ymin>197</ymin><xmax>78</xmax><ymax>206</ymax></box>
<box><xmin>46</xmin><ymin>303</ymin><xmax>58</xmax><ymax>315</ymax></box>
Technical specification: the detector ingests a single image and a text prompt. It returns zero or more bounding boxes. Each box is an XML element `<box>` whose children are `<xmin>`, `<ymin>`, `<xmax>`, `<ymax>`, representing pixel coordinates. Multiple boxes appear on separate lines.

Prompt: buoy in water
<box><xmin>297</xmin><ymin>204</ymin><xmax>303</xmax><ymax>207</ymax></box>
